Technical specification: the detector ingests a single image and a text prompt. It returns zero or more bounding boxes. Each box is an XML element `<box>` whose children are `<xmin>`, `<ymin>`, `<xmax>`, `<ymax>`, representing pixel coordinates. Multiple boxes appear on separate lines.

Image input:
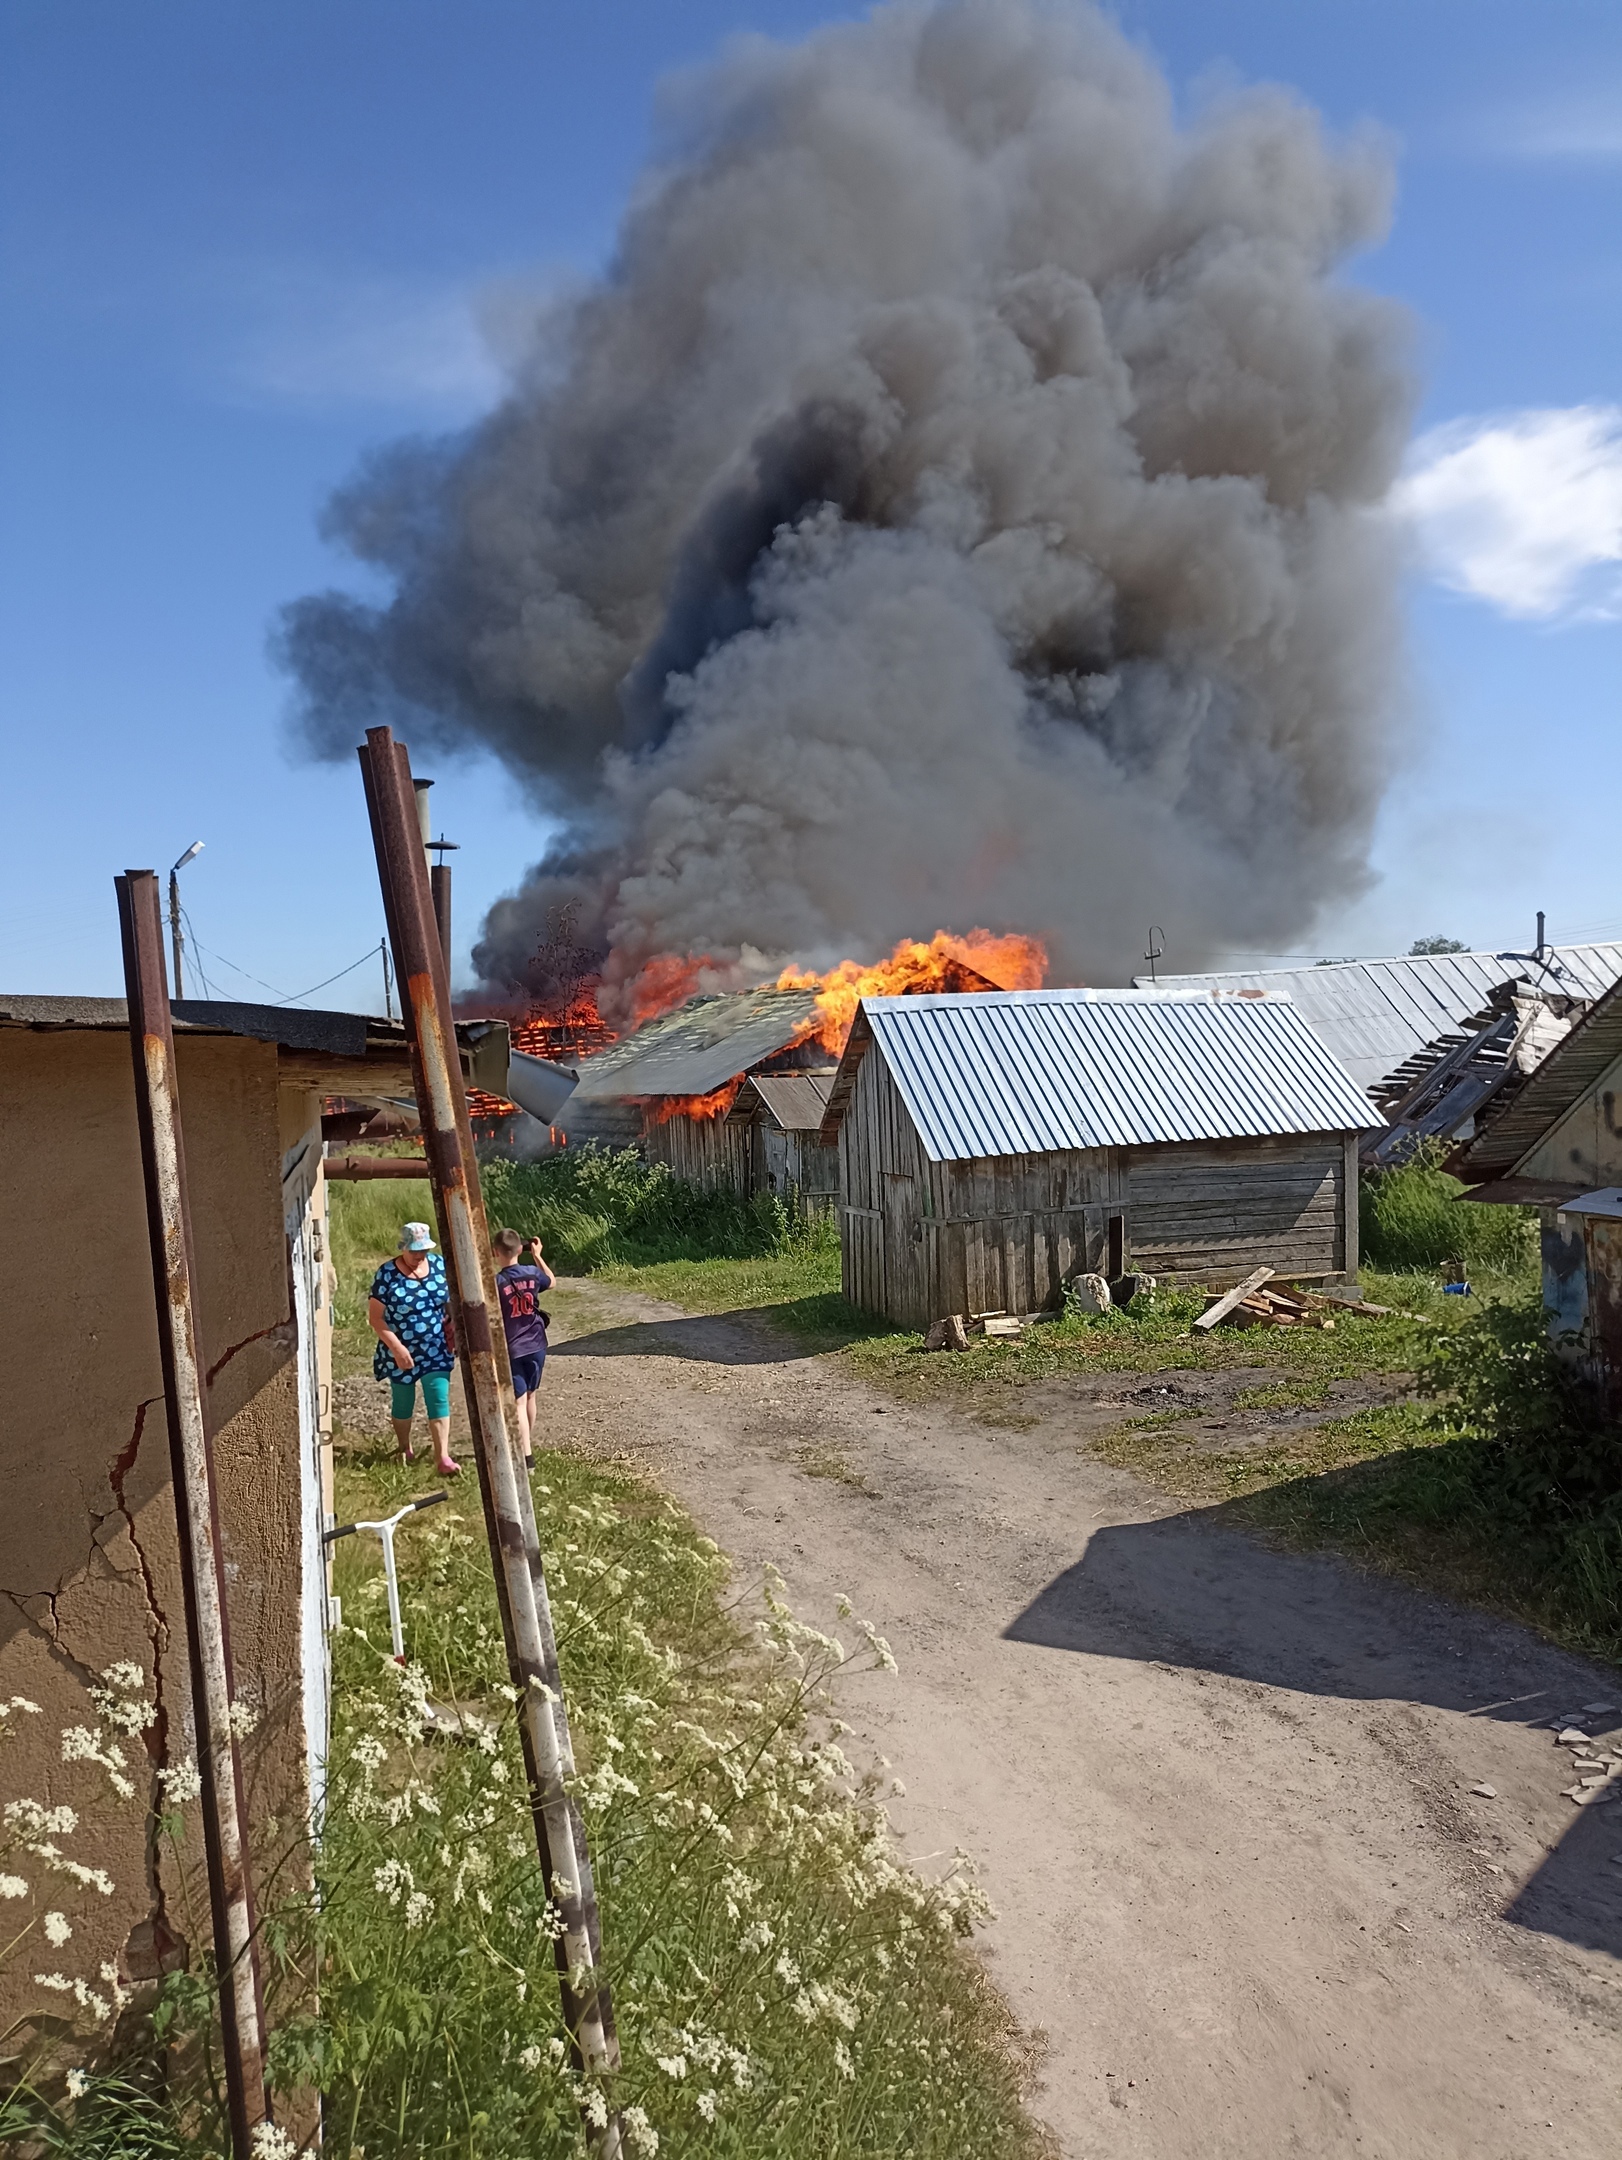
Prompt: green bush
<box><xmin>1359</xmin><ymin>1145</ymin><xmax>1536</xmax><ymax>1277</ymax></box>
<box><xmin>481</xmin><ymin>1147</ymin><xmax>835</xmax><ymax>1273</ymax></box>
<box><xmin>1418</xmin><ymin>1291</ymin><xmax>1622</xmax><ymax>1646</ymax></box>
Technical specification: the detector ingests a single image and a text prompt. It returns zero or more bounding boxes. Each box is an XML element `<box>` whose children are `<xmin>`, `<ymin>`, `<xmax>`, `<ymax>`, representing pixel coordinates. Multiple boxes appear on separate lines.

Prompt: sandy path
<box><xmin>532</xmin><ymin>1278</ymin><xmax>1621</xmax><ymax>2159</ymax></box>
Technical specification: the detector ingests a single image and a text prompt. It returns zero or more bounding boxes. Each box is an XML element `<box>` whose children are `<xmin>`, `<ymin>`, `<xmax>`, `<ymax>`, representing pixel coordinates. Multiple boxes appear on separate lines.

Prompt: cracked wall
<box><xmin>0</xmin><ymin>1026</ymin><xmax>316</xmax><ymax>2038</ymax></box>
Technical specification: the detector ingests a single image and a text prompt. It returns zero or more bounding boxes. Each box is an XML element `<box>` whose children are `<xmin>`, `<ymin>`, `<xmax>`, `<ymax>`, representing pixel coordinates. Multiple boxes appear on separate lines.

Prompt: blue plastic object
<box><xmin>1442</xmin><ymin>1280</ymin><xmax>1472</xmax><ymax>1296</ymax></box>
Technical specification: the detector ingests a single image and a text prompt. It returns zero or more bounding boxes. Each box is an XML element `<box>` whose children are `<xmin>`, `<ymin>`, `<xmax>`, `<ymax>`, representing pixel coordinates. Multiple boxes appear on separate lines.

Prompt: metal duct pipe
<box><xmin>505</xmin><ymin>1050</ymin><xmax>579</xmax><ymax>1126</ymax></box>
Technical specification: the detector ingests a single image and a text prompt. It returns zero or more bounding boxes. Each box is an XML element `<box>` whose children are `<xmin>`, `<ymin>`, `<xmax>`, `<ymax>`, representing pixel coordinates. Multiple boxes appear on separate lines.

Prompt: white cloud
<box><xmin>221</xmin><ymin>265</ymin><xmax>558</xmax><ymax>418</ymax></box>
<box><xmin>1393</xmin><ymin>405</ymin><xmax>1622</xmax><ymax>621</ymax></box>
<box><xmin>1494</xmin><ymin>91</ymin><xmax>1622</xmax><ymax>163</ymax></box>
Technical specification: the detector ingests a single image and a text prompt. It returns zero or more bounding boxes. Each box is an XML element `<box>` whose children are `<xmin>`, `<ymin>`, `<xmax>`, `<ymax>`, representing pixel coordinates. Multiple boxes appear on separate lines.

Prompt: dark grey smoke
<box><xmin>278</xmin><ymin>0</ymin><xmax>1412</xmax><ymax>1014</ymax></box>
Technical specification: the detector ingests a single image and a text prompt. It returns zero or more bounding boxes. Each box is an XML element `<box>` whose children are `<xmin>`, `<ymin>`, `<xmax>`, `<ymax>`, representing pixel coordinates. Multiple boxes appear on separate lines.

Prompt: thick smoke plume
<box><xmin>280</xmin><ymin>0</ymin><xmax>1412</xmax><ymax>1015</ymax></box>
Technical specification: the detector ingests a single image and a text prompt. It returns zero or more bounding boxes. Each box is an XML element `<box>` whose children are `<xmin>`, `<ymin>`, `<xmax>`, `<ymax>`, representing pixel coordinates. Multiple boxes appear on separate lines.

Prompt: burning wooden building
<box><xmin>820</xmin><ymin>988</ymin><xmax>1381</xmax><ymax>1331</ymax></box>
<box><xmin>491</xmin><ymin>932</ymin><xmax>1044</xmax><ymax>1203</ymax></box>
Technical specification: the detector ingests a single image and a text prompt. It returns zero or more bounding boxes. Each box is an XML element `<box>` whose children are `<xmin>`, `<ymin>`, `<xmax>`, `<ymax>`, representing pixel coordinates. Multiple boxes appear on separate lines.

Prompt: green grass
<box><xmin>1359</xmin><ymin>1145</ymin><xmax>1538</xmax><ymax>1276</ymax></box>
<box><xmin>6</xmin><ymin>1196</ymin><xmax>1048</xmax><ymax>2160</ymax></box>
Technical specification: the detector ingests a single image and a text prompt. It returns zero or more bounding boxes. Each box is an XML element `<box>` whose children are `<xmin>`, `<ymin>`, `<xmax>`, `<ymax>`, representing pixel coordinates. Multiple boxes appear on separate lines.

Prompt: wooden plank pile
<box><xmin>1194</xmin><ymin>1266</ymin><xmax>1396</xmax><ymax>1332</ymax></box>
<box><xmin>923</xmin><ymin>1310</ymin><xmax>1024</xmax><ymax>1350</ymax></box>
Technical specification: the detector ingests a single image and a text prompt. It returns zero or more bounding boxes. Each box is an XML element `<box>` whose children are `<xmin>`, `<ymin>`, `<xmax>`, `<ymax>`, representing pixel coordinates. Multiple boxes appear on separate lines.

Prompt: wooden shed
<box><xmin>559</xmin><ymin>987</ymin><xmax>824</xmax><ymax>1190</ymax></box>
<box><xmin>725</xmin><ymin>1071</ymin><xmax>840</xmax><ymax>1212</ymax></box>
<box><xmin>820</xmin><ymin>989</ymin><xmax>1381</xmax><ymax>1331</ymax></box>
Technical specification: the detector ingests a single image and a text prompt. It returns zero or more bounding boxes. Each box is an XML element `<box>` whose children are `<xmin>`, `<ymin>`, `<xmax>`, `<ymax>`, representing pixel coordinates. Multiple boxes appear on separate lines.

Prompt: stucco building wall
<box><xmin>0</xmin><ymin>1025</ymin><xmax>320</xmax><ymax>2034</ymax></box>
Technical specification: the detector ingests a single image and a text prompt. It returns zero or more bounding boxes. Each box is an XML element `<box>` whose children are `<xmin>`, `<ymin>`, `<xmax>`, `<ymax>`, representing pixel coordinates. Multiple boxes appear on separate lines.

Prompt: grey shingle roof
<box><xmin>569</xmin><ymin>989</ymin><xmax>818</xmax><ymax>1101</ymax></box>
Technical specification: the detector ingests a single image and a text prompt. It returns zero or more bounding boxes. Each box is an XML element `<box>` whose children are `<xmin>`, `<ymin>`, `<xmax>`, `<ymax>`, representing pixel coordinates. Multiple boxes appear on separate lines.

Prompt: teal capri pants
<box><xmin>390</xmin><ymin>1371</ymin><xmax>452</xmax><ymax>1421</ymax></box>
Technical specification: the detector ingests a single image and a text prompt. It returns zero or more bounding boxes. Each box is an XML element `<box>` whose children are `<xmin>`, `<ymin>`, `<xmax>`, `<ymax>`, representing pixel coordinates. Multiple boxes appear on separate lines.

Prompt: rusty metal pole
<box><xmin>357</xmin><ymin>728</ymin><xmax>622</xmax><ymax>2111</ymax></box>
<box><xmin>115</xmin><ymin>871</ymin><xmax>269</xmax><ymax>2160</ymax></box>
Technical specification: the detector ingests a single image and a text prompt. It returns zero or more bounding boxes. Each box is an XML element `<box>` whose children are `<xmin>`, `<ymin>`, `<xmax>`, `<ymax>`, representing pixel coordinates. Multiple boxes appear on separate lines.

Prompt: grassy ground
<box><xmin>306</xmin><ymin>1182</ymin><xmax>1050</xmax><ymax>2160</ymax></box>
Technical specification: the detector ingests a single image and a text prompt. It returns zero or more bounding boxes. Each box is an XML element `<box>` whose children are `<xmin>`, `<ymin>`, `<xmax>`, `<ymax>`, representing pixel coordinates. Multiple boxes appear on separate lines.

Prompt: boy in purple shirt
<box><xmin>493</xmin><ymin>1228</ymin><xmax>553</xmax><ymax>1463</ymax></box>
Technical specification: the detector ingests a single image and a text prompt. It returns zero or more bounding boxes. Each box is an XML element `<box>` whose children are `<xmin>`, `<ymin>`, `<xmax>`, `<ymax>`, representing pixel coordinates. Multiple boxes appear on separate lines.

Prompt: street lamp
<box><xmin>169</xmin><ymin>841</ymin><xmax>204</xmax><ymax>998</ymax></box>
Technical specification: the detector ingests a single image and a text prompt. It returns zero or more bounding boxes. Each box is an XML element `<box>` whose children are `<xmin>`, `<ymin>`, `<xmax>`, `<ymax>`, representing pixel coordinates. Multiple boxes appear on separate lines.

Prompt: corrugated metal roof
<box><xmin>569</xmin><ymin>988</ymin><xmax>818</xmax><ymax>1102</ymax></box>
<box><xmin>1133</xmin><ymin>945</ymin><xmax>1622</xmax><ymax>1090</ymax></box>
<box><xmin>835</xmin><ymin>989</ymin><xmax>1380</xmax><ymax>1162</ymax></box>
<box><xmin>729</xmin><ymin>1071</ymin><xmax>834</xmax><ymax>1131</ymax></box>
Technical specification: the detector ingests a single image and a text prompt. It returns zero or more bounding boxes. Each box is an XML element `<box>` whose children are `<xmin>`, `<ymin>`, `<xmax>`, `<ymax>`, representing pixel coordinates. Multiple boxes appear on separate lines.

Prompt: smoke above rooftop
<box><xmin>278</xmin><ymin>0</ymin><xmax>1413</xmax><ymax>1015</ymax></box>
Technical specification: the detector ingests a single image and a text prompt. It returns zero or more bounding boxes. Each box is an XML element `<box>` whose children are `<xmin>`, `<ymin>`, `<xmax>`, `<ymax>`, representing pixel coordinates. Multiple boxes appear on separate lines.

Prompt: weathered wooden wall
<box><xmin>1126</xmin><ymin>1133</ymin><xmax>1347</xmax><ymax>1282</ymax></box>
<box><xmin>839</xmin><ymin>1044</ymin><xmax>1352</xmax><ymax>1328</ymax></box>
<box><xmin>643</xmin><ymin>1111</ymin><xmax>751</xmax><ymax>1191</ymax></box>
<box><xmin>757</xmin><ymin>1123</ymin><xmax>840</xmax><ymax>1211</ymax></box>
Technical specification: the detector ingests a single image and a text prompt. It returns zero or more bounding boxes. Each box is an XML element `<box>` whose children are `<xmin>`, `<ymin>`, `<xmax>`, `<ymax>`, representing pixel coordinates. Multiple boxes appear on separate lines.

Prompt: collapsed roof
<box><xmin>568</xmin><ymin>988</ymin><xmax>819</xmax><ymax>1103</ymax></box>
<box><xmin>1133</xmin><ymin>945</ymin><xmax>1622</xmax><ymax>1092</ymax></box>
<box><xmin>1449</xmin><ymin>969</ymin><xmax>1622</xmax><ymax>1188</ymax></box>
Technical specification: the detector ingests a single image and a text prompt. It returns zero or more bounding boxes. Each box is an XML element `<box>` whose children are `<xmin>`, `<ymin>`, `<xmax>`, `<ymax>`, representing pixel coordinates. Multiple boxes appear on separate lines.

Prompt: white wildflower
<box><xmin>548</xmin><ymin>2037</ymin><xmax>567</xmax><ymax>2063</ymax></box>
<box><xmin>2</xmin><ymin>1696</ymin><xmax>42</xmax><ymax>1716</ymax></box>
<box><xmin>250</xmin><ymin>2125</ymin><xmax>298</xmax><ymax>2160</ymax></box>
<box><xmin>696</xmin><ymin>2090</ymin><xmax>719</xmax><ymax>2122</ymax></box>
<box><xmin>158</xmin><ymin>1759</ymin><xmax>203</xmax><ymax>1805</ymax></box>
<box><xmin>57</xmin><ymin>1861</ymin><xmax>115</xmax><ymax>1896</ymax></box>
<box><xmin>739</xmin><ymin>1920</ymin><xmax>772</xmax><ymax>1953</ymax></box>
<box><xmin>372</xmin><ymin>1858</ymin><xmax>412</xmax><ymax>1907</ymax></box>
<box><xmin>65</xmin><ymin>2067</ymin><xmax>90</xmax><ymax>2098</ymax></box>
<box><xmin>34</xmin><ymin>1972</ymin><xmax>72</xmax><ymax>1993</ymax></box>
<box><xmin>518</xmin><ymin>2044</ymin><xmax>544</xmax><ymax>2072</ymax></box>
<box><xmin>655</xmin><ymin>2053</ymin><xmax>687</xmax><ymax>2080</ymax></box>
<box><xmin>623</xmin><ymin>2103</ymin><xmax>658</xmax><ymax>2153</ymax></box>
<box><xmin>404</xmin><ymin>1890</ymin><xmax>433</xmax><ymax>1930</ymax></box>
<box><xmin>43</xmin><ymin>1911</ymin><xmax>71</xmax><ymax>1947</ymax></box>
<box><xmin>773</xmin><ymin>1952</ymin><xmax>800</xmax><ymax>1988</ymax></box>
<box><xmin>581</xmin><ymin>2085</ymin><xmax>608</xmax><ymax>2130</ymax></box>
<box><xmin>60</xmin><ymin>1728</ymin><xmax>134</xmax><ymax>1798</ymax></box>
<box><xmin>226</xmin><ymin>1699</ymin><xmax>260</xmax><ymax>1739</ymax></box>
<box><xmin>351</xmin><ymin>1734</ymin><xmax>387</xmax><ymax>1773</ymax></box>
<box><xmin>0</xmin><ymin>1875</ymin><xmax>29</xmax><ymax>1899</ymax></box>
<box><xmin>834</xmin><ymin>2038</ymin><xmax>855</xmax><ymax>2079</ymax></box>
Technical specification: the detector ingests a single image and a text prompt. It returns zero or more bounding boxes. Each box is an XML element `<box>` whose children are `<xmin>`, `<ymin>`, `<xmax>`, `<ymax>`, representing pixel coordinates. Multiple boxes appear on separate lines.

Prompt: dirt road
<box><xmin>534</xmin><ymin>1278</ymin><xmax>1620</xmax><ymax>2157</ymax></box>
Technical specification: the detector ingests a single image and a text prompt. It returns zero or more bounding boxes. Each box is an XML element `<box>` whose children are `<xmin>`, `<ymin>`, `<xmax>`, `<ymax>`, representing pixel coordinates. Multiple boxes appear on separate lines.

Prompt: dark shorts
<box><xmin>511</xmin><ymin>1353</ymin><xmax>545</xmax><ymax>1398</ymax></box>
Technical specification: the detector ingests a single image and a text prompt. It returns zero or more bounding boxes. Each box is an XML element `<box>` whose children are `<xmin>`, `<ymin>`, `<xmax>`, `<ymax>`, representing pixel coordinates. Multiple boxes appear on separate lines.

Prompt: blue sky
<box><xmin>3</xmin><ymin>0</ymin><xmax>1620</xmax><ymax>1006</ymax></box>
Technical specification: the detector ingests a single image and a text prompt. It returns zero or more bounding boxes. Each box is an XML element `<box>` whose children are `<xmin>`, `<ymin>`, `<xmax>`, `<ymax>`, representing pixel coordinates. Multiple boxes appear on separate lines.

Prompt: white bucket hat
<box><xmin>400</xmin><ymin>1221</ymin><xmax>436</xmax><ymax>1251</ymax></box>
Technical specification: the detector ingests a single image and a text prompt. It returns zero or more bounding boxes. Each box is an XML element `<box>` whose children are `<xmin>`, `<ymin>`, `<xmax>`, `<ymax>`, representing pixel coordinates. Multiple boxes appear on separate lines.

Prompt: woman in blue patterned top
<box><xmin>367</xmin><ymin>1221</ymin><xmax>460</xmax><ymax>1476</ymax></box>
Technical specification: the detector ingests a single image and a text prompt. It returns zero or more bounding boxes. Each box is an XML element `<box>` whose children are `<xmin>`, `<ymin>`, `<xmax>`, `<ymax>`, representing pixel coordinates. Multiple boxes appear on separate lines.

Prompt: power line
<box><xmin>181</xmin><ymin>927</ymin><xmax>384</xmax><ymax>1010</ymax></box>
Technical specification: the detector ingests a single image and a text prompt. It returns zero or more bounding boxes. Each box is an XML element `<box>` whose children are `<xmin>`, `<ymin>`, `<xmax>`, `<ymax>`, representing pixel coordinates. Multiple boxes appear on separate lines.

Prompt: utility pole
<box><xmin>410</xmin><ymin>774</ymin><xmax>458</xmax><ymax>966</ymax></box>
<box><xmin>360</xmin><ymin>728</ymin><xmax>621</xmax><ymax>2151</ymax></box>
<box><xmin>169</xmin><ymin>840</ymin><xmax>204</xmax><ymax>998</ymax></box>
<box><xmin>116</xmin><ymin>870</ymin><xmax>269</xmax><ymax>2159</ymax></box>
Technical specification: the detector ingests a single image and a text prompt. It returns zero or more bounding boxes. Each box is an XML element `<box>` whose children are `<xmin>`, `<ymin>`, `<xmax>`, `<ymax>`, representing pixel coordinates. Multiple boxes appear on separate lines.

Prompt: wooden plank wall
<box><xmin>643</xmin><ymin>1112</ymin><xmax>751</xmax><ymax>1192</ymax></box>
<box><xmin>839</xmin><ymin>1048</ymin><xmax>1123</xmax><ymax>1328</ymax></box>
<box><xmin>1126</xmin><ymin>1134</ymin><xmax>1344</xmax><ymax>1280</ymax></box>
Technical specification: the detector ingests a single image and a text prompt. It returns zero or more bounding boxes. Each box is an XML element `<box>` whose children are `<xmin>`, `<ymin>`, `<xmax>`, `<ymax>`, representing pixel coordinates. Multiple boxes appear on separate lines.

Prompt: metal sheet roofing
<box><xmin>839</xmin><ymin>989</ymin><xmax>1380</xmax><ymax>1162</ymax></box>
<box><xmin>728</xmin><ymin>1071</ymin><xmax>834</xmax><ymax>1131</ymax></box>
<box><xmin>1133</xmin><ymin>945</ymin><xmax>1622</xmax><ymax>1090</ymax></box>
<box><xmin>569</xmin><ymin>988</ymin><xmax>818</xmax><ymax>1102</ymax></box>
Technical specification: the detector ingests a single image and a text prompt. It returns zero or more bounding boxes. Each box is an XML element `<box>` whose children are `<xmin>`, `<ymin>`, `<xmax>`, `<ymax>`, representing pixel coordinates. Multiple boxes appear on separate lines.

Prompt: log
<box><xmin>324</xmin><ymin>1154</ymin><xmax>431</xmax><ymax>1179</ymax></box>
<box><xmin>1193</xmin><ymin>1266</ymin><xmax>1274</xmax><ymax>1331</ymax></box>
<box><xmin>924</xmin><ymin>1314</ymin><xmax>971</xmax><ymax>1352</ymax></box>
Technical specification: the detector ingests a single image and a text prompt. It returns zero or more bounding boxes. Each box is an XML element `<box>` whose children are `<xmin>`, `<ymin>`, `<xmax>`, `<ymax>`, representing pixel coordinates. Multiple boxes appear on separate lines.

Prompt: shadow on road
<box><xmin>549</xmin><ymin>1311</ymin><xmax>824</xmax><ymax>1367</ymax></box>
<box><xmin>1005</xmin><ymin>1503</ymin><xmax>1622</xmax><ymax>1959</ymax></box>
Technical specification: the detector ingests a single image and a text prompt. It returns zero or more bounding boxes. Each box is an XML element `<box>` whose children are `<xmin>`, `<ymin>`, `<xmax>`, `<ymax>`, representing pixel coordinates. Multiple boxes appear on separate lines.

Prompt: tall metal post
<box><xmin>430</xmin><ymin>858</ymin><xmax>453</xmax><ymax>969</ymax></box>
<box><xmin>357</xmin><ymin>728</ymin><xmax>621</xmax><ymax>2114</ymax></box>
<box><xmin>115</xmin><ymin>871</ymin><xmax>269</xmax><ymax>2160</ymax></box>
<box><xmin>168</xmin><ymin>870</ymin><xmax>186</xmax><ymax>999</ymax></box>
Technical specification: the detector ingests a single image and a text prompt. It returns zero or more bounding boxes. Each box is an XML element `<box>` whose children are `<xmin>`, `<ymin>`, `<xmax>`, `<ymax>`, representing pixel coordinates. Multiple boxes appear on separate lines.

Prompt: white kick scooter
<box><xmin>324</xmin><ymin>1491</ymin><xmax>448</xmax><ymax>1663</ymax></box>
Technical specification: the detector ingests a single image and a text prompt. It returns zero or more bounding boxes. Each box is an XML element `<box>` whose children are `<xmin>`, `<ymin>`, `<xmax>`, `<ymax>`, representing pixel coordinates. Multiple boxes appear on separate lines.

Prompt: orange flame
<box><xmin>624</xmin><ymin>952</ymin><xmax>720</xmax><ymax>1031</ymax></box>
<box><xmin>777</xmin><ymin>928</ymin><xmax>1048</xmax><ymax>1054</ymax></box>
<box><xmin>645</xmin><ymin>1078</ymin><xmax>743</xmax><ymax>1125</ymax></box>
